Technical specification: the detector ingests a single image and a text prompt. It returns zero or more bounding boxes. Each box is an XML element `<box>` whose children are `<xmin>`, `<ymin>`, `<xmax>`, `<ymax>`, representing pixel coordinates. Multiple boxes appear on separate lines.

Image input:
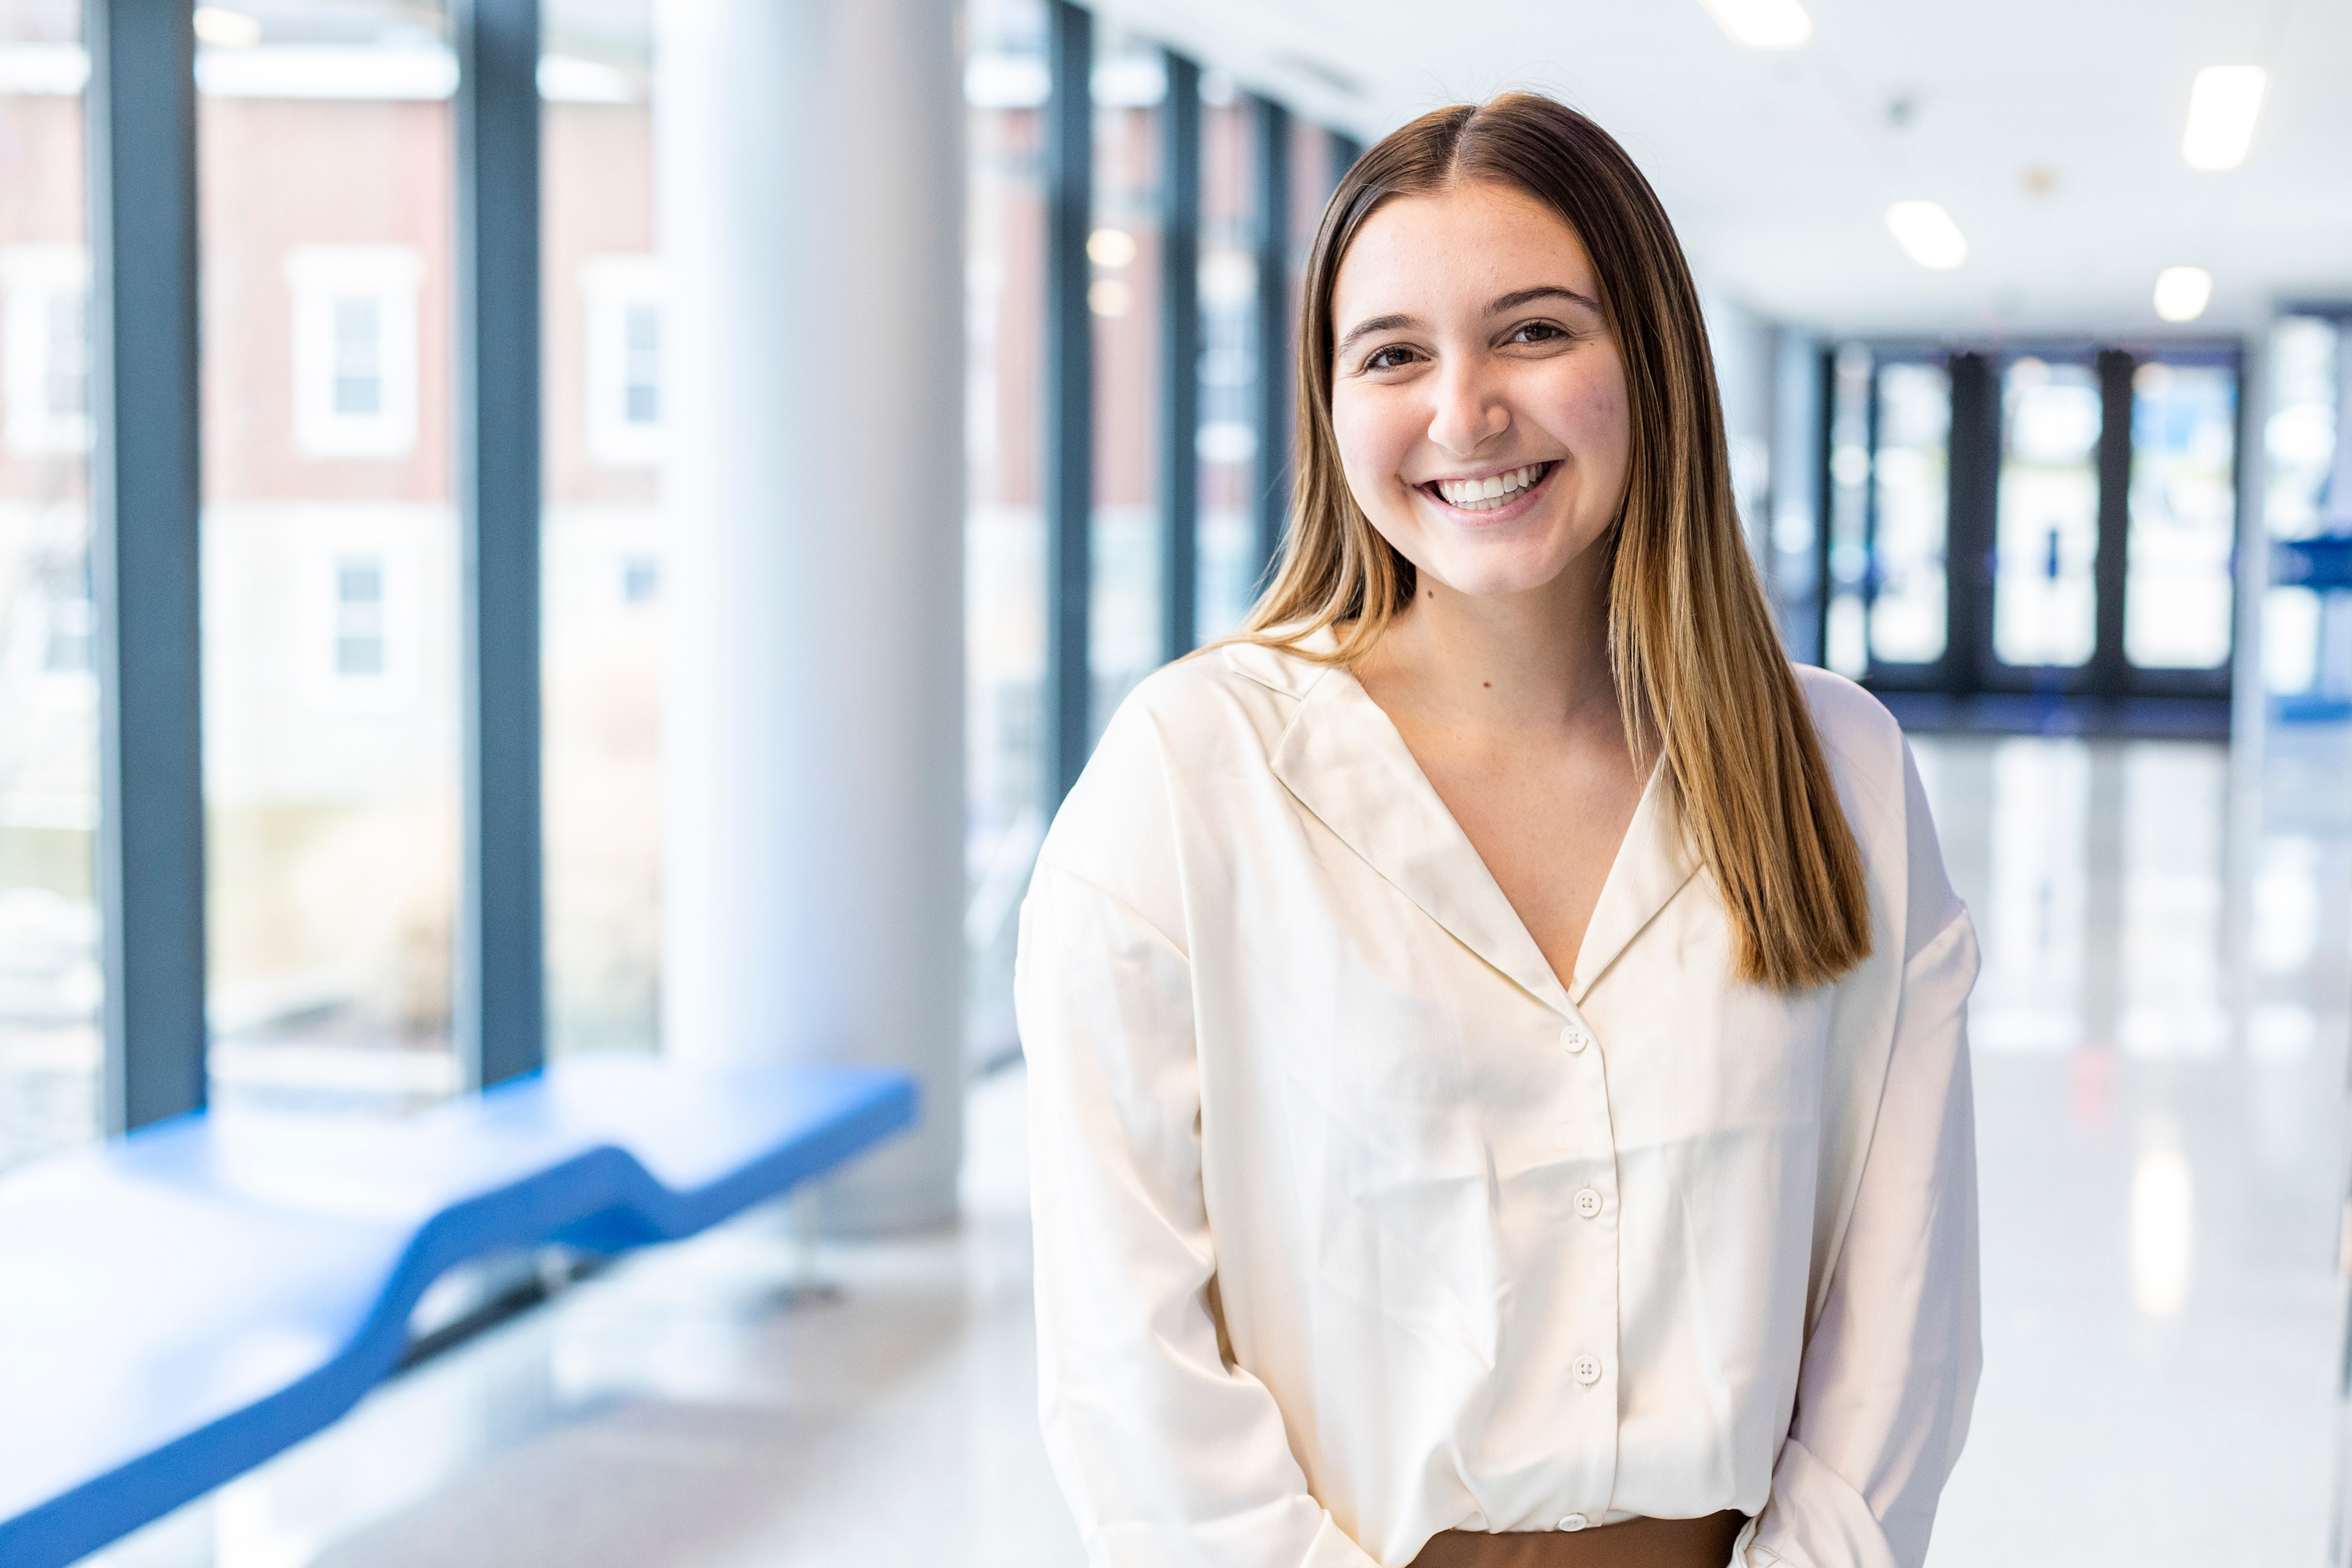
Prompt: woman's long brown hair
<box><xmin>1236</xmin><ymin>93</ymin><xmax>1872</xmax><ymax>991</ymax></box>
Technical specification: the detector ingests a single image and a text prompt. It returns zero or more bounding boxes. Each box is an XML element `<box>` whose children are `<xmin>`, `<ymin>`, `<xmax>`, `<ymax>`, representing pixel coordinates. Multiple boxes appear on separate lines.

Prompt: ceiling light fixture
<box><xmin>2181</xmin><ymin>66</ymin><xmax>2266</xmax><ymax>171</ymax></box>
<box><xmin>1885</xmin><ymin>201</ymin><xmax>1967</xmax><ymax>270</ymax></box>
<box><xmin>2153</xmin><ymin>267</ymin><xmax>2213</xmax><ymax>322</ymax></box>
<box><xmin>1697</xmin><ymin>0</ymin><xmax>1812</xmax><ymax>50</ymax></box>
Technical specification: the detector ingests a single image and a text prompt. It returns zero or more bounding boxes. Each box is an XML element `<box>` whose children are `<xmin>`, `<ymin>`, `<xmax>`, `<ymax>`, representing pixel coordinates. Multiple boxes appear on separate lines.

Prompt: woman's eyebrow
<box><xmin>1335</xmin><ymin>312</ymin><xmax>1418</xmax><ymax>357</ymax></box>
<box><xmin>1488</xmin><ymin>285</ymin><xmax>1600</xmax><ymax>315</ymax></box>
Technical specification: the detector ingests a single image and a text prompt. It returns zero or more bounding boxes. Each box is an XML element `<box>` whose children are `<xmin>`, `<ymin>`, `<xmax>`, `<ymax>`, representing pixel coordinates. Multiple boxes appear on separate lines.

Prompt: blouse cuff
<box><xmin>1741</xmin><ymin>1435</ymin><xmax>1902</xmax><ymax>1568</ymax></box>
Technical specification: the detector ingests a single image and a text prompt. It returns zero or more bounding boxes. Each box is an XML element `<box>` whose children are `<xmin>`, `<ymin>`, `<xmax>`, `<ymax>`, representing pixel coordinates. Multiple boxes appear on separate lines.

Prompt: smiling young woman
<box><xmin>1018</xmin><ymin>94</ymin><xmax>1980</xmax><ymax>1568</ymax></box>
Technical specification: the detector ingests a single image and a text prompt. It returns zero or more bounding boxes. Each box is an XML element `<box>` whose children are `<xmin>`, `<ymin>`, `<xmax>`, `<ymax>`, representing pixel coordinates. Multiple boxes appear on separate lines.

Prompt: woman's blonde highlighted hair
<box><xmin>1239</xmin><ymin>93</ymin><xmax>1871</xmax><ymax>991</ymax></box>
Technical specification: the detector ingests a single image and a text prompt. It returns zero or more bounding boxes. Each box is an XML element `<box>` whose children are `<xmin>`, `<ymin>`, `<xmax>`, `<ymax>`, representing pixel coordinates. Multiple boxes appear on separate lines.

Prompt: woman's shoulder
<box><xmin>1035</xmin><ymin>635</ymin><xmax>1332</xmax><ymax>904</ymax></box>
<box><xmin>1788</xmin><ymin>662</ymin><xmax>1912</xmax><ymax>859</ymax></box>
<box><xmin>1792</xmin><ymin>664</ymin><xmax>1903</xmax><ymax>776</ymax></box>
<box><xmin>1099</xmin><ymin>633</ymin><xmax>1338</xmax><ymax>762</ymax></box>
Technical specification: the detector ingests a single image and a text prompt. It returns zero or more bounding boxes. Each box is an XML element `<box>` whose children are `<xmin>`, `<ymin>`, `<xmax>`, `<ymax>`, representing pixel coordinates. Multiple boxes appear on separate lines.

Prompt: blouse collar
<box><xmin>1230</xmin><ymin>634</ymin><xmax>1699</xmax><ymax>1014</ymax></box>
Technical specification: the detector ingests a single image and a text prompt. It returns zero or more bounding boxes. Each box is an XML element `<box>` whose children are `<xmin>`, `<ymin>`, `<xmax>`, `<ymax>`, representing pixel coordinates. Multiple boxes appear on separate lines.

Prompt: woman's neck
<box><xmin>1358</xmin><ymin>551</ymin><xmax>1619</xmax><ymax>745</ymax></box>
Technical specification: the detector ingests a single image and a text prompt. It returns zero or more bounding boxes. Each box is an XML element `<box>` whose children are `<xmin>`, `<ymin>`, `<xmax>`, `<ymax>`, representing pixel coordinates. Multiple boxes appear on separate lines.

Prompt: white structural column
<box><xmin>656</xmin><ymin>0</ymin><xmax>964</xmax><ymax>1229</ymax></box>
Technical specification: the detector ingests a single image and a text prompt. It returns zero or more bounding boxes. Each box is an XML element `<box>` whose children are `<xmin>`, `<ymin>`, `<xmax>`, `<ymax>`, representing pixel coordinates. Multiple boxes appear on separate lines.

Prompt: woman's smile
<box><xmin>1416</xmin><ymin>458</ymin><xmax>1560</xmax><ymax>521</ymax></box>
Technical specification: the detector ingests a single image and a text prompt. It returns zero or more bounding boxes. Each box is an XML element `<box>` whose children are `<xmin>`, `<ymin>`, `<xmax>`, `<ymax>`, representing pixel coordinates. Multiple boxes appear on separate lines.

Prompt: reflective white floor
<box><xmin>1921</xmin><ymin>729</ymin><xmax>2348</xmax><ymax>1565</ymax></box>
<box><xmin>84</xmin><ymin>726</ymin><xmax>2352</xmax><ymax>1568</ymax></box>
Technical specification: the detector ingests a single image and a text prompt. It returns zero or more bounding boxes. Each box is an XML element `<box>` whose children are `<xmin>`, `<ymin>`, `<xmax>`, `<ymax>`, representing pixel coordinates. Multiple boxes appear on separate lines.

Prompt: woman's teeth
<box><xmin>1434</xmin><ymin>463</ymin><xmax>1546</xmax><ymax>512</ymax></box>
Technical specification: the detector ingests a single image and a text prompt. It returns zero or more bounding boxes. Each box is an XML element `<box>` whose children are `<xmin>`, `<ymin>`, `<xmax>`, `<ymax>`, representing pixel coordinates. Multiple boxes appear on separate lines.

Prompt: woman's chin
<box><xmin>1413</xmin><ymin>546</ymin><xmax>1581</xmax><ymax>602</ymax></box>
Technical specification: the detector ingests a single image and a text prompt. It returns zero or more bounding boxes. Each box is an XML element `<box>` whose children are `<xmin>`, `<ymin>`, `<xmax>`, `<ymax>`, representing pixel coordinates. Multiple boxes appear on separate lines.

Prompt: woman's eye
<box><xmin>1363</xmin><ymin>344</ymin><xmax>1418</xmax><ymax>371</ymax></box>
<box><xmin>1510</xmin><ymin>320</ymin><xmax>1568</xmax><ymax>345</ymax></box>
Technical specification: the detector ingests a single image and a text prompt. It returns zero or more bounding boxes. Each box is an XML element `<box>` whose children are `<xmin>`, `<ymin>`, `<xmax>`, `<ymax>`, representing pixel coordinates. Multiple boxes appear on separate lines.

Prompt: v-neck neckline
<box><xmin>1252</xmin><ymin>644</ymin><xmax>1700</xmax><ymax>1011</ymax></box>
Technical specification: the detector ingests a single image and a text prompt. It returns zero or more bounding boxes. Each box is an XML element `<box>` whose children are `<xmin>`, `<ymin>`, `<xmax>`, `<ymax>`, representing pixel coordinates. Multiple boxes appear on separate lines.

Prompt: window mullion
<box><xmin>453</xmin><ymin>0</ymin><xmax>545</xmax><ymax>1088</ymax></box>
<box><xmin>85</xmin><ymin>0</ymin><xmax>207</xmax><ymax>1134</ymax></box>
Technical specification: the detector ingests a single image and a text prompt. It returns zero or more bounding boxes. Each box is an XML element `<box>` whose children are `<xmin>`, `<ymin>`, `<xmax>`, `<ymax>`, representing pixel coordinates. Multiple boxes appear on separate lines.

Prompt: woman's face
<box><xmin>1328</xmin><ymin>181</ymin><xmax>1631</xmax><ymax>603</ymax></box>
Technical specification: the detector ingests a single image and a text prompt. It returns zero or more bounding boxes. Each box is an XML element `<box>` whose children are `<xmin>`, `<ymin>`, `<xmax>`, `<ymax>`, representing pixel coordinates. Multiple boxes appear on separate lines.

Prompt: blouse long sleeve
<box><xmin>1744</xmin><ymin>746</ymin><xmax>1982</xmax><ymax>1568</ymax></box>
<box><xmin>1020</xmin><ymin>856</ymin><xmax>1381</xmax><ymax>1568</ymax></box>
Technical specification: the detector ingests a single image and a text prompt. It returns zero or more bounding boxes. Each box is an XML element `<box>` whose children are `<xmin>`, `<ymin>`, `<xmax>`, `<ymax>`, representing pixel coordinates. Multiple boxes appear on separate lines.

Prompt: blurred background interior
<box><xmin>1</xmin><ymin>0</ymin><xmax>2350</xmax><ymax>1562</ymax></box>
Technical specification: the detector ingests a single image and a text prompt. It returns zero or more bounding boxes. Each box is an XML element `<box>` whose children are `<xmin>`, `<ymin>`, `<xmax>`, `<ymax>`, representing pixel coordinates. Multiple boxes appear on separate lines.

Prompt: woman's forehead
<box><xmin>1337</xmin><ymin>183</ymin><xmax>1596</xmax><ymax>305</ymax></box>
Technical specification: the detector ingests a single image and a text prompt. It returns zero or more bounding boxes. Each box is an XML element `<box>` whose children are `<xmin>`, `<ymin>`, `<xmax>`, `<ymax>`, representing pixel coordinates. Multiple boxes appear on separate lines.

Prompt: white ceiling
<box><xmin>1097</xmin><ymin>0</ymin><xmax>2352</xmax><ymax>341</ymax></box>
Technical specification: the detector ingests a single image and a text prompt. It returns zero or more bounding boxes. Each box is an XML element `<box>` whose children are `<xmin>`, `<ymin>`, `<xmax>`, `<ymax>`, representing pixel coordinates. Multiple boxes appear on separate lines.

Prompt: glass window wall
<box><xmin>197</xmin><ymin>0</ymin><xmax>461</xmax><ymax>1113</ymax></box>
<box><xmin>541</xmin><ymin>0</ymin><xmax>659</xmax><ymax>1059</ymax></box>
<box><xmin>0</xmin><ymin>0</ymin><xmax>99</xmax><ymax>1171</ymax></box>
<box><xmin>963</xmin><ymin>0</ymin><xmax>1048</xmax><ymax>1067</ymax></box>
<box><xmin>2263</xmin><ymin>316</ymin><xmax>2343</xmax><ymax>703</ymax></box>
<box><xmin>1193</xmin><ymin>72</ymin><xmax>1256</xmax><ymax>641</ymax></box>
<box><xmin>1087</xmin><ymin>26</ymin><xmax>1162</xmax><ymax>726</ymax></box>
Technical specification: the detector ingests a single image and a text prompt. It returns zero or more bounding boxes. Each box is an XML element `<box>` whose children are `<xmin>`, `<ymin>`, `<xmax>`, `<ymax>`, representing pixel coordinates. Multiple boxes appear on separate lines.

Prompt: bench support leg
<box><xmin>775</xmin><ymin>1184</ymin><xmax>842</xmax><ymax>1309</ymax></box>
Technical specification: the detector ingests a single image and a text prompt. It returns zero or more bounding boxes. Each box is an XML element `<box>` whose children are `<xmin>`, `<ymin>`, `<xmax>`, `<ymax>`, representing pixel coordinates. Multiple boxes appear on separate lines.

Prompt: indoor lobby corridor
<box><xmin>7</xmin><ymin>0</ymin><xmax>2348</xmax><ymax>1561</ymax></box>
<box><xmin>76</xmin><ymin>720</ymin><xmax>2352</xmax><ymax>1568</ymax></box>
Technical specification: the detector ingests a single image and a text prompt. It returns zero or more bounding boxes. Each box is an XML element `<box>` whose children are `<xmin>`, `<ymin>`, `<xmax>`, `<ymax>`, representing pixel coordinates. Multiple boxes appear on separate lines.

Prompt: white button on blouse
<box><xmin>1018</xmin><ymin>637</ymin><xmax>1981</xmax><ymax>1568</ymax></box>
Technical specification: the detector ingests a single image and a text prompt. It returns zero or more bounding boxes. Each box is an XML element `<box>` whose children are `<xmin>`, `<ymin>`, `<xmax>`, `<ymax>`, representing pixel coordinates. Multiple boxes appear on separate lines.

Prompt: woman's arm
<box><xmin>1020</xmin><ymin>860</ymin><xmax>1381</xmax><ymax>1568</ymax></box>
<box><xmin>1744</xmin><ymin>746</ymin><xmax>1983</xmax><ymax>1568</ymax></box>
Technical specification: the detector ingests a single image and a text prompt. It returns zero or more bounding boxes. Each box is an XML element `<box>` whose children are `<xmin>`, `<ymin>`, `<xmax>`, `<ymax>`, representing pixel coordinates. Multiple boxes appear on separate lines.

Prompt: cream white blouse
<box><xmin>1017</xmin><ymin>636</ymin><xmax>1980</xmax><ymax>1568</ymax></box>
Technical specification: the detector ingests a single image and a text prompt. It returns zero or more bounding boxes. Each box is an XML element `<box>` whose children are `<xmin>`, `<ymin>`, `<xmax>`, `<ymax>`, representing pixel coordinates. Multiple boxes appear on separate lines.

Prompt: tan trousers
<box><xmin>1408</xmin><ymin>1512</ymin><xmax>1746</xmax><ymax>1568</ymax></box>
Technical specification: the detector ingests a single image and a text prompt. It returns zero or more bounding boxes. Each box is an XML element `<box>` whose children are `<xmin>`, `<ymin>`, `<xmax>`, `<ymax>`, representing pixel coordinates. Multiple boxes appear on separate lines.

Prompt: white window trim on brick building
<box><xmin>296</xmin><ymin>535</ymin><xmax>425</xmax><ymax>714</ymax></box>
<box><xmin>1</xmin><ymin>244</ymin><xmax>94</xmax><ymax>458</ymax></box>
<box><xmin>579</xmin><ymin>255</ymin><xmax>663</xmax><ymax>467</ymax></box>
<box><xmin>284</xmin><ymin>244</ymin><xmax>423</xmax><ymax>459</ymax></box>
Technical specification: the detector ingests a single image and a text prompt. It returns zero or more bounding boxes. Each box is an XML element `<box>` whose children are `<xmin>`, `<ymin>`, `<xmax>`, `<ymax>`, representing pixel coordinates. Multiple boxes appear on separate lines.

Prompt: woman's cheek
<box><xmin>1578</xmin><ymin>357</ymin><xmax>1632</xmax><ymax>458</ymax></box>
<box><xmin>1332</xmin><ymin>401</ymin><xmax>1408</xmax><ymax>517</ymax></box>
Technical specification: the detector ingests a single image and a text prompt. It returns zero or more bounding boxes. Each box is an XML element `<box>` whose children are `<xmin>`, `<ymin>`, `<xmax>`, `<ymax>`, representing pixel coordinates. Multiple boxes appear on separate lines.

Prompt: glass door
<box><xmin>1867</xmin><ymin>356</ymin><xmax>1954</xmax><ymax>676</ymax></box>
<box><xmin>1829</xmin><ymin>341</ymin><xmax>2243</xmax><ymax>714</ymax></box>
<box><xmin>1993</xmin><ymin>354</ymin><xmax>2102</xmax><ymax>677</ymax></box>
<box><xmin>2123</xmin><ymin>355</ymin><xmax>2238</xmax><ymax>677</ymax></box>
<box><xmin>1822</xmin><ymin>347</ymin><xmax>1955</xmax><ymax>688</ymax></box>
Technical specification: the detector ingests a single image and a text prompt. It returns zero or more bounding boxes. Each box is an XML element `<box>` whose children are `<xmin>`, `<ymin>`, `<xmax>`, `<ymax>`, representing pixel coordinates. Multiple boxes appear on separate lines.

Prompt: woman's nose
<box><xmin>1425</xmin><ymin>360</ymin><xmax>1509</xmax><ymax>456</ymax></box>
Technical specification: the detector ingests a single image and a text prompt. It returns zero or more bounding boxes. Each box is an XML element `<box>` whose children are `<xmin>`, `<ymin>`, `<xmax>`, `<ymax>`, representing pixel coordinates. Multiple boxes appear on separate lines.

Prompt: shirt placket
<box><xmin>1550</xmin><ymin>1001</ymin><xmax>1622</xmax><ymax>1529</ymax></box>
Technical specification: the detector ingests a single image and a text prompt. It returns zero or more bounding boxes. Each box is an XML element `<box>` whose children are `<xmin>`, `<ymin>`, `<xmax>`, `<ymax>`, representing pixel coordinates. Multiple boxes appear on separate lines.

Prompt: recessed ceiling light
<box><xmin>192</xmin><ymin>7</ymin><xmax>263</xmax><ymax>47</ymax></box>
<box><xmin>2181</xmin><ymin>66</ymin><xmax>2266</xmax><ymax>171</ymax></box>
<box><xmin>1697</xmin><ymin>0</ymin><xmax>1812</xmax><ymax>50</ymax></box>
<box><xmin>2153</xmin><ymin>267</ymin><xmax>2213</xmax><ymax>322</ymax></box>
<box><xmin>1885</xmin><ymin>201</ymin><xmax>1967</xmax><ymax>270</ymax></box>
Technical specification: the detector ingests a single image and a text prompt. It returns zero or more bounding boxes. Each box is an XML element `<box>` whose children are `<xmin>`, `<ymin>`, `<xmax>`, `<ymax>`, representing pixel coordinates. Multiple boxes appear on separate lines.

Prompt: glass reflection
<box><xmin>2117</xmin><ymin>744</ymin><xmax>2226</xmax><ymax>1058</ymax></box>
<box><xmin>2128</xmin><ymin>1118</ymin><xmax>2194</xmax><ymax>1320</ymax></box>
<box><xmin>1968</xmin><ymin>738</ymin><xmax>2088</xmax><ymax>1052</ymax></box>
<box><xmin>1995</xmin><ymin>357</ymin><xmax>2100</xmax><ymax>669</ymax></box>
<box><xmin>2251</xmin><ymin>836</ymin><xmax>2320</xmax><ymax>975</ymax></box>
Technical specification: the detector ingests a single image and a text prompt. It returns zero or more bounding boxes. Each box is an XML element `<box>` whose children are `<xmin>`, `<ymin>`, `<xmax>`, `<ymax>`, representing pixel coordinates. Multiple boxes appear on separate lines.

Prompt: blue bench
<box><xmin>0</xmin><ymin>1055</ymin><xmax>916</xmax><ymax>1568</ymax></box>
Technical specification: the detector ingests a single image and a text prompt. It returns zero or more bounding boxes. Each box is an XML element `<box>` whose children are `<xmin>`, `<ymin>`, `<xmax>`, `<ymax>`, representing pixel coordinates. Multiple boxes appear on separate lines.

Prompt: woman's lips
<box><xmin>1417</xmin><ymin>459</ymin><xmax>1559</xmax><ymax>523</ymax></box>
